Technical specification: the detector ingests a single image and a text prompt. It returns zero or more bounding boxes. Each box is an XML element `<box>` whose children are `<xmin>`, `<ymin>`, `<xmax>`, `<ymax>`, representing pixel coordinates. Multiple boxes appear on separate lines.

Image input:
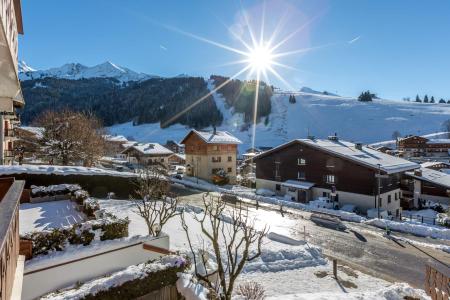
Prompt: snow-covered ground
<box><xmin>96</xmin><ymin>199</ymin><xmax>428</xmax><ymax>299</ymax></box>
<box><xmin>19</xmin><ymin>200</ymin><xmax>85</xmax><ymax>235</ymax></box>
<box><xmin>108</xmin><ymin>87</ymin><xmax>450</xmax><ymax>152</ymax></box>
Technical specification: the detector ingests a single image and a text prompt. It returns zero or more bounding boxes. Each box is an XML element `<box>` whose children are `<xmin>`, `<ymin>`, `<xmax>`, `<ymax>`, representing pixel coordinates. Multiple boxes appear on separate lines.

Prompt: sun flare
<box><xmin>247</xmin><ymin>45</ymin><xmax>274</xmax><ymax>72</ymax></box>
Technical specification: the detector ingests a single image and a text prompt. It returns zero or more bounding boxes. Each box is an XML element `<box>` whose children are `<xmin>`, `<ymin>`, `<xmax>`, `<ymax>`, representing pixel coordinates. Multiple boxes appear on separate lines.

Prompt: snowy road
<box><xmin>171</xmin><ymin>185</ymin><xmax>450</xmax><ymax>289</ymax></box>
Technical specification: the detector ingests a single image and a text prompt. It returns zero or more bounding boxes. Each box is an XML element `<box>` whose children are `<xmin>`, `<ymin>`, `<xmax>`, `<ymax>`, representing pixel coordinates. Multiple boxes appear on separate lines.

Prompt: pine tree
<box><xmin>430</xmin><ymin>96</ymin><xmax>435</xmax><ymax>103</ymax></box>
<box><xmin>424</xmin><ymin>95</ymin><xmax>429</xmax><ymax>103</ymax></box>
<box><xmin>447</xmin><ymin>100</ymin><xmax>450</xmax><ymax>104</ymax></box>
<box><xmin>358</xmin><ymin>91</ymin><xmax>373</xmax><ymax>102</ymax></box>
<box><xmin>439</xmin><ymin>98</ymin><xmax>446</xmax><ymax>104</ymax></box>
<box><xmin>415</xmin><ymin>95</ymin><xmax>421</xmax><ymax>102</ymax></box>
<box><xmin>289</xmin><ymin>95</ymin><xmax>296</xmax><ymax>104</ymax></box>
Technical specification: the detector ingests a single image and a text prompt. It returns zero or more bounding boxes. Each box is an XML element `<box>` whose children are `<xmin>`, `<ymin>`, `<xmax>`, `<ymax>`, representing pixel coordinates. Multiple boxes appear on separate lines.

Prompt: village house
<box><xmin>168</xmin><ymin>153</ymin><xmax>186</xmax><ymax>165</ymax></box>
<box><xmin>121</xmin><ymin>142</ymin><xmax>173</xmax><ymax>168</ymax></box>
<box><xmin>165</xmin><ymin>140</ymin><xmax>184</xmax><ymax>154</ymax></box>
<box><xmin>252</xmin><ymin>135</ymin><xmax>419</xmax><ymax>216</ymax></box>
<box><xmin>103</xmin><ymin>135</ymin><xmax>129</xmax><ymax>157</ymax></box>
<box><xmin>15</xmin><ymin>126</ymin><xmax>43</xmax><ymax>160</ymax></box>
<box><xmin>397</xmin><ymin>135</ymin><xmax>450</xmax><ymax>160</ymax></box>
<box><xmin>401</xmin><ymin>166</ymin><xmax>450</xmax><ymax>208</ymax></box>
<box><xmin>180</xmin><ymin>129</ymin><xmax>241</xmax><ymax>184</ymax></box>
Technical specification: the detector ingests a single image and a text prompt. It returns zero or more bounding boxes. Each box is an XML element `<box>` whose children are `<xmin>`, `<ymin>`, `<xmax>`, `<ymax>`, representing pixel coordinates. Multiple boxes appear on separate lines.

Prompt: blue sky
<box><xmin>20</xmin><ymin>0</ymin><xmax>450</xmax><ymax>100</ymax></box>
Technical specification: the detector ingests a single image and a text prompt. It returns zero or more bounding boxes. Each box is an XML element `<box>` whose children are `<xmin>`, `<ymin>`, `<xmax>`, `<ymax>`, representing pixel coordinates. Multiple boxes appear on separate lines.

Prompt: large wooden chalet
<box><xmin>253</xmin><ymin>135</ymin><xmax>419</xmax><ymax>216</ymax></box>
<box><xmin>180</xmin><ymin>129</ymin><xmax>241</xmax><ymax>184</ymax></box>
<box><xmin>397</xmin><ymin>135</ymin><xmax>450</xmax><ymax>159</ymax></box>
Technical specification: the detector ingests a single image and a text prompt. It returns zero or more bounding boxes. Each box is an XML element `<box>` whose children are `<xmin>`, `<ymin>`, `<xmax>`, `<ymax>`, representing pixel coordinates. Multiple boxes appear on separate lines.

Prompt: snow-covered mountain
<box><xmin>108</xmin><ymin>82</ymin><xmax>450</xmax><ymax>152</ymax></box>
<box><xmin>18</xmin><ymin>61</ymin><xmax>158</xmax><ymax>82</ymax></box>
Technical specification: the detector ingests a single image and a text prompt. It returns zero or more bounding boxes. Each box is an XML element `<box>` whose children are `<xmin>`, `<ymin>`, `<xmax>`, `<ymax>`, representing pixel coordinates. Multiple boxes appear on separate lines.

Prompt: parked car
<box><xmin>310</xmin><ymin>213</ymin><xmax>347</xmax><ymax>231</ymax></box>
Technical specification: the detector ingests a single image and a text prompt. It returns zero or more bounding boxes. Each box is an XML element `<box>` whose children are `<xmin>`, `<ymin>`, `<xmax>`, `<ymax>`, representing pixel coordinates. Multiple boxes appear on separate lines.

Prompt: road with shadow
<box><xmin>171</xmin><ymin>184</ymin><xmax>450</xmax><ymax>288</ymax></box>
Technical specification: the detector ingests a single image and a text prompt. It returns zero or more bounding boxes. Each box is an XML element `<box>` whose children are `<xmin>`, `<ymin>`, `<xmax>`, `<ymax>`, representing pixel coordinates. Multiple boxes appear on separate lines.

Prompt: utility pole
<box><xmin>375</xmin><ymin>164</ymin><xmax>388</xmax><ymax>219</ymax></box>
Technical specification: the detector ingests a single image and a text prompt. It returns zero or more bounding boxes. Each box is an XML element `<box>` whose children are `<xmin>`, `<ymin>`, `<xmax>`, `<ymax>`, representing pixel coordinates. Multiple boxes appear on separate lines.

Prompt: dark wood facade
<box><xmin>398</xmin><ymin>136</ymin><xmax>450</xmax><ymax>156</ymax></box>
<box><xmin>255</xmin><ymin>141</ymin><xmax>401</xmax><ymax>196</ymax></box>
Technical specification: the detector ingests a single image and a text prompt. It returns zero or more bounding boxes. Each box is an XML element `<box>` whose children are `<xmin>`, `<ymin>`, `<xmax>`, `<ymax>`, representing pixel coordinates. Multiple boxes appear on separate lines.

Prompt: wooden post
<box><xmin>333</xmin><ymin>259</ymin><xmax>338</xmax><ymax>279</ymax></box>
<box><xmin>303</xmin><ymin>225</ymin><xmax>306</xmax><ymax>241</ymax></box>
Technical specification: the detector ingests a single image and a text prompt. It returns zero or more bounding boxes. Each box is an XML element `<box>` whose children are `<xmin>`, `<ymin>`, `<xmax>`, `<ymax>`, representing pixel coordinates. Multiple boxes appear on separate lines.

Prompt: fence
<box><xmin>425</xmin><ymin>264</ymin><xmax>450</xmax><ymax>300</ymax></box>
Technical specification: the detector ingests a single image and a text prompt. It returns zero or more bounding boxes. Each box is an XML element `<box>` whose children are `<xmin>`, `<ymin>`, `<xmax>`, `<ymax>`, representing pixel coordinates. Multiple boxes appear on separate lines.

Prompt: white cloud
<box><xmin>160</xmin><ymin>44</ymin><xmax>167</xmax><ymax>51</ymax></box>
<box><xmin>348</xmin><ymin>36</ymin><xmax>361</xmax><ymax>44</ymax></box>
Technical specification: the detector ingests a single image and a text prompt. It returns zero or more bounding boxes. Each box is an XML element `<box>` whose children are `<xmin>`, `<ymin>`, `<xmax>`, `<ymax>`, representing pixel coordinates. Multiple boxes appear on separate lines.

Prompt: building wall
<box><xmin>256</xmin><ymin>178</ymin><xmax>402</xmax><ymax>215</ymax></box>
<box><xmin>183</xmin><ymin>132</ymin><xmax>238</xmax><ymax>184</ymax></box>
<box><xmin>123</xmin><ymin>148</ymin><xmax>171</xmax><ymax>168</ymax></box>
<box><xmin>255</xmin><ymin>140</ymin><xmax>401</xmax><ymax>196</ymax></box>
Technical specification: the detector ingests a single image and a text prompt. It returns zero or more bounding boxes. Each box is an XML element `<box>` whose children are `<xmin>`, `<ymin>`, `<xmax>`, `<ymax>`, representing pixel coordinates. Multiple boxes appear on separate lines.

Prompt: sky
<box><xmin>19</xmin><ymin>0</ymin><xmax>450</xmax><ymax>100</ymax></box>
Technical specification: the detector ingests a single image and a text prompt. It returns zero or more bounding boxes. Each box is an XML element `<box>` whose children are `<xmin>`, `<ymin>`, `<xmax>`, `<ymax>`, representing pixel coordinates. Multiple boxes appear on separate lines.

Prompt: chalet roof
<box><xmin>421</xmin><ymin>161</ymin><xmax>450</xmax><ymax>169</ymax></box>
<box><xmin>406</xmin><ymin>168</ymin><xmax>450</xmax><ymax>189</ymax></box>
<box><xmin>180</xmin><ymin>129</ymin><xmax>242</xmax><ymax>145</ymax></box>
<box><xmin>170</xmin><ymin>153</ymin><xmax>186</xmax><ymax>160</ymax></box>
<box><xmin>427</xmin><ymin>139</ymin><xmax>450</xmax><ymax>144</ymax></box>
<box><xmin>282</xmin><ymin>180</ymin><xmax>315</xmax><ymax>190</ymax></box>
<box><xmin>253</xmin><ymin>138</ymin><xmax>419</xmax><ymax>174</ymax></box>
<box><xmin>103</xmin><ymin>135</ymin><xmax>128</xmax><ymax>143</ymax></box>
<box><xmin>18</xmin><ymin>126</ymin><xmax>44</xmax><ymax>139</ymax></box>
<box><xmin>122</xmin><ymin>143</ymin><xmax>173</xmax><ymax>156</ymax></box>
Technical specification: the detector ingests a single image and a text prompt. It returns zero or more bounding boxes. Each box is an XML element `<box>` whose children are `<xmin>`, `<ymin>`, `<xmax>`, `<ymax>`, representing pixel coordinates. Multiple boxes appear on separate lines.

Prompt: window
<box><xmin>228</xmin><ymin>156</ymin><xmax>232</xmax><ymax>162</ymax></box>
<box><xmin>398</xmin><ymin>191</ymin><xmax>401</xmax><ymax>200</ymax></box>
<box><xmin>160</xmin><ymin>158</ymin><xmax>164</xmax><ymax>162</ymax></box>
<box><xmin>325</xmin><ymin>175</ymin><xmax>335</xmax><ymax>184</ymax></box>
<box><xmin>212</xmin><ymin>156</ymin><xmax>221</xmax><ymax>163</ymax></box>
<box><xmin>388</xmin><ymin>195</ymin><xmax>391</xmax><ymax>204</ymax></box>
<box><xmin>275</xmin><ymin>184</ymin><xmax>281</xmax><ymax>191</ymax></box>
<box><xmin>297</xmin><ymin>171</ymin><xmax>305</xmax><ymax>180</ymax></box>
<box><xmin>395</xmin><ymin>193</ymin><xmax>398</xmax><ymax>200</ymax></box>
<box><xmin>297</xmin><ymin>158</ymin><xmax>306</xmax><ymax>165</ymax></box>
<box><xmin>212</xmin><ymin>145</ymin><xmax>218</xmax><ymax>151</ymax></box>
<box><xmin>227</xmin><ymin>167</ymin><xmax>232</xmax><ymax>172</ymax></box>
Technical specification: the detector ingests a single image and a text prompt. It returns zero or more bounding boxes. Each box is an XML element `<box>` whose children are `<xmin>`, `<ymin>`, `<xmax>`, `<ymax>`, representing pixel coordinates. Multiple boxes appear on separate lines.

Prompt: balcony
<box><xmin>0</xmin><ymin>178</ymin><xmax>25</xmax><ymax>300</ymax></box>
<box><xmin>4</xmin><ymin>128</ymin><xmax>14</xmax><ymax>138</ymax></box>
<box><xmin>0</xmin><ymin>0</ymin><xmax>24</xmax><ymax>106</ymax></box>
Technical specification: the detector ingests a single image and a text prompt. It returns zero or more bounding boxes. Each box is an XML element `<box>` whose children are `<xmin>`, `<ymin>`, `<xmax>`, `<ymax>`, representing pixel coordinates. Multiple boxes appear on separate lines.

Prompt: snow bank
<box><xmin>0</xmin><ymin>164</ymin><xmax>137</xmax><ymax>177</ymax></box>
<box><xmin>40</xmin><ymin>255</ymin><xmax>185</xmax><ymax>300</ymax></box>
<box><xmin>266</xmin><ymin>283</ymin><xmax>430</xmax><ymax>300</ymax></box>
<box><xmin>365</xmin><ymin>218</ymin><xmax>450</xmax><ymax>240</ymax></box>
<box><xmin>176</xmin><ymin>273</ymin><xmax>209</xmax><ymax>300</ymax></box>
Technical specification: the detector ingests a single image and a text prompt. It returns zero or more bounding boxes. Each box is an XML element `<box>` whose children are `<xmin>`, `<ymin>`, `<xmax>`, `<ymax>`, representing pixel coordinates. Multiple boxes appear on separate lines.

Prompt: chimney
<box><xmin>328</xmin><ymin>133</ymin><xmax>339</xmax><ymax>141</ymax></box>
<box><xmin>355</xmin><ymin>142</ymin><xmax>363</xmax><ymax>150</ymax></box>
<box><xmin>414</xmin><ymin>169</ymin><xmax>422</xmax><ymax>177</ymax></box>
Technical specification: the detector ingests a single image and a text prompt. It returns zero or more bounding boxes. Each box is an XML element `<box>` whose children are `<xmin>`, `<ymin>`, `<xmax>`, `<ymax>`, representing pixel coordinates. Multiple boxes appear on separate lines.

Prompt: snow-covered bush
<box><xmin>31</xmin><ymin>184</ymin><xmax>82</xmax><ymax>198</ymax></box>
<box><xmin>82</xmin><ymin>197</ymin><xmax>99</xmax><ymax>217</ymax></box>
<box><xmin>90</xmin><ymin>213</ymin><xmax>129</xmax><ymax>241</ymax></box>
<box><xmin>74</xmin><ymin>189</ymin><xmax>90</xmax><ymax>204</ymax></box>
<box><xmin>41</xmin><ymin>255</ymin><xmax>189</xmax><ymax>300</ymax></box>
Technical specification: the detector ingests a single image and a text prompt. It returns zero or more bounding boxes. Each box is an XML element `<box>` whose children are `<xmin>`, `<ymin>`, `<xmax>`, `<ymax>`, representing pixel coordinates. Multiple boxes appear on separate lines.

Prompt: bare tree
<box><xmin>236</xmin><ymin>281</ymin><xmax>266</xmax><ymax>300</ymax></box>
<box><xmin>181</xmin><ymin>194</ymin><xmax>268</xmax><ymax>300</ymax></box>
<box><xmin>34</xmin><ymin>109</ymin><xmax>106</xmax><ymax>166</ymax></box>
<box><xmin>132</xmin><ymin>167</ymin><xmax>180</xmax><ymax>236</ymax></box>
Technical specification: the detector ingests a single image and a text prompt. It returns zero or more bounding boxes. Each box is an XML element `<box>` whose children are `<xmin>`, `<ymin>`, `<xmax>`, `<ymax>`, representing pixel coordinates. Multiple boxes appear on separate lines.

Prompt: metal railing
<box><xmin>0</xmin><ymin>180</ymin><xmax>25</xmax><ymax>300</ymax></box>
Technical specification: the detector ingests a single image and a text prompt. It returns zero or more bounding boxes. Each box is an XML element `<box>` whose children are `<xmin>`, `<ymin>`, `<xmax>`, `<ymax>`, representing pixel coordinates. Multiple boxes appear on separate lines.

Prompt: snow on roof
<box><xmin>406</xmin><ymin>168</ymin><xmax>450</xmax><ymax>189</ymax></box>
<box><xmin>0</xmin><ymin>164</ymin><xmax>137</xmax><ymax>178</ymax></box>
<box><xmin>181</xmin><ymin>129</ymin><xmax>242</xmax><ymax>145</ymax></box>
<box><xmin>421</xmin><ymin>161</ymin><xmax>450</xmax><ymax>168</ymax></box>
<box><xmin>126</xmin><ymin>143</ymin><xmax>173</xmax><ymax>156</ymax></box>
<box><xmin>282</xmin><ymin>180</ymin><xmax>315</xmax><ymax>189</ymax></box>
<box><xmin>254</xmin><ymin>138</ymin><xmax>419</xmax><ymax>174</ymax></box>
<box><xmin>427</xmin><ymin>139</ymin><xmax>450</xmax><ymax>144</ymax></box>
<box><xmin>18</xmin><ymin>126</ymin><xmax>44</xmax><ymax>138</ymax></box>
<box><xmin>103</xmin><ymin>135</ymin><xmax>128</xmax><ymax>143</ymax></box>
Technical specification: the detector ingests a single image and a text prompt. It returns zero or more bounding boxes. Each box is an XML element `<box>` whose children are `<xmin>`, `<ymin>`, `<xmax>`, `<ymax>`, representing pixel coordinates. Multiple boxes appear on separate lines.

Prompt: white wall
<box><xmin>22</xmin><ymin>236</ymin><xmax>170</xmax><ymax>300</ymax></box>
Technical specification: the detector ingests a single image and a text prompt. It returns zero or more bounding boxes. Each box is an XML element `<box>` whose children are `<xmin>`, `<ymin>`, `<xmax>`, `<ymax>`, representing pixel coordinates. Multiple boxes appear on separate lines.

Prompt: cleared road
<box><xmin>171</xmin><ymin>185</ymin><xmax>450</xmax><ymax>289</ymax></box>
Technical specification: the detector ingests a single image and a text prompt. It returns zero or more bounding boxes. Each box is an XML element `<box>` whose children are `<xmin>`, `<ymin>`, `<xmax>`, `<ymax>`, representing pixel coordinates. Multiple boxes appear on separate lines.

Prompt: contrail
<box><xmin>348</xmin><ymin>36</ymin><xmax>361</xmax><ymax>44</ymax></box>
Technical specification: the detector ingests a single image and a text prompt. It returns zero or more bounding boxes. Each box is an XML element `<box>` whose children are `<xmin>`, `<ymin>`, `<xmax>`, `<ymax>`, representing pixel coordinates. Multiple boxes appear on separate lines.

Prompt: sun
<box><xmin>247</xmin><ymin>44</ymin><xmax>274</xmax><ymax>72</ymax></box>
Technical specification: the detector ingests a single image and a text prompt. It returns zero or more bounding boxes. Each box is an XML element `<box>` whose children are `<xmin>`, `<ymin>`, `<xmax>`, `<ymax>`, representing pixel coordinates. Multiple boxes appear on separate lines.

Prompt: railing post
<box><xmin>333</xmin><ymin>259</ymin><xmax>337</xmax><ymax>279</ymax></box>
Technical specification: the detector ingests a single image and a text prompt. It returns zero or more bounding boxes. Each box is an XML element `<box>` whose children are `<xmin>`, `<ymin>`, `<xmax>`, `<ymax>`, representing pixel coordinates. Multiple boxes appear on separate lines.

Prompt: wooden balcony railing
<box><xmin>0</xmin><ymin>179</ymin><xmax>25</xmax><ymax>300</ymax></box>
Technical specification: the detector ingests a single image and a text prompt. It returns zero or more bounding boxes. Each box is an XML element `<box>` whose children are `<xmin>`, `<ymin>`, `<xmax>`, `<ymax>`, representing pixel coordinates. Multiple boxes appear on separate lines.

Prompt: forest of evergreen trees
<box><xmin>210</xmin><ymin>75</ymin><xmax>273</xmax><ymax>123</ymax></box>
<box><xmin>20</xmin><ymin>77</ymin><xmax>224</xmax><ymax>128</ymax></box>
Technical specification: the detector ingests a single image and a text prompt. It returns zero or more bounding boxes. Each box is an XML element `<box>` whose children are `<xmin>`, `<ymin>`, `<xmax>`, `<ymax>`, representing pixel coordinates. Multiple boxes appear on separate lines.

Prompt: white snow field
<box><xmin>108</xmin><ymin>84</ymin><xmax>450</xmax><ymax>152</ymax></box>
<box><xmin>19</xmin><ymin>200</ymin><xmax>86</xmax><ymax>234</ymax></box>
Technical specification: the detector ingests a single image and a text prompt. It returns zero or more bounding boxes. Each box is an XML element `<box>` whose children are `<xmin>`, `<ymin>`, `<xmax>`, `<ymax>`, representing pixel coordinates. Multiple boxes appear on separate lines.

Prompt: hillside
<box><xmin>108</xmin><ymin>87</ymin><xmax>450</xmax><ymax>152</ymax></box>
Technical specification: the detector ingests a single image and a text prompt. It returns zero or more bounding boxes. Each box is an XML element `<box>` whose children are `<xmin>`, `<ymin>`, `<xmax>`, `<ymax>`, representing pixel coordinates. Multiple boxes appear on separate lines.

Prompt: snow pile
<box><xmin>0</xmin><ymin>164</ymin><xmax>137</xmax><ymax>177</ymax></box>
<box><xmin>176</xmin><ymin>273</ymin><xmax>209</xmax><ymax>300</ymax></box>
<box><xmin>30</xmin><ymin>184</ymin><xmax>82</xmax><ymax>196</ymax></box>
<box><xmin>40</xmin><ymin>255</ymin><xmax>186</xmax><ymax>300</ymax></box>
<box><xmin>267</xmin><ymin>282</ymin><xmax>430</xmax><ymax>300</ymax></box>
<box><xmin>365</xmin><ymin>218</ymin><xmax>450</xmax><ymax>240</ymax></box>
<box><xmin>243</xmin><ymin>242</ymin><xmax>326</xmax><ymax>273</ymax></box>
